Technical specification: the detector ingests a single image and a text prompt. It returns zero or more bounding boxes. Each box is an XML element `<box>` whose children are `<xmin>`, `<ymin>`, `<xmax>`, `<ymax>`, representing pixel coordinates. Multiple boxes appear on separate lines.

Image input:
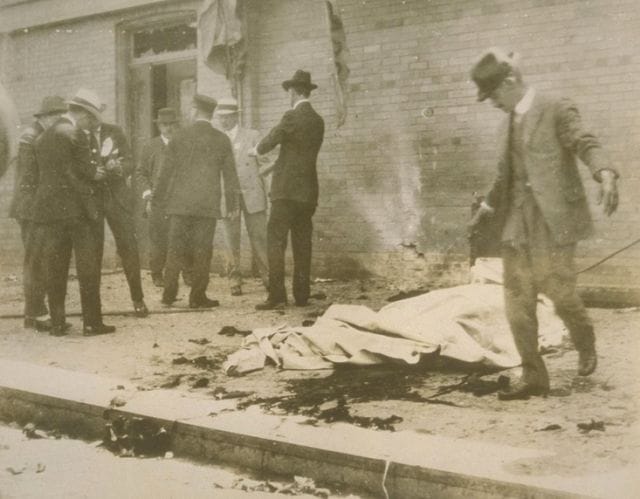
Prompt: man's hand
<box><xmin>468</xmin><ymin>201</ymin><xmax>494</xmax><ymax>230</ymax></box>
<box><xmin>105</xmin><ymin>158</ymin><xmax>123</xmax><ymax>176</ymax></box>
<box><xmin>597</xmin><ymin>170</ymin><xmax>619</xmax><ymax>217</ymax></box>
<box><xmin>94</xmin><ymin>166</ymin><xmax>107</xmax><ymax>181</ymax></box>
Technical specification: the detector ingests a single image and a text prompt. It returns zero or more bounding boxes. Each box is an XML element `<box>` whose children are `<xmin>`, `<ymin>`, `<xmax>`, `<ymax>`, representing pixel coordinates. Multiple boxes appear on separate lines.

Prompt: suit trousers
<box><xmin>222</xmin><ymin>198</ymin><xmax>269</xmax><ymax>290</ymax></box>
<box><xmin>163</xmin><ymin>215</ymin><xmax>216</xmax><ymax>303</ymax></box>
<box><xmin>37</xmin><ymin>218</ymin><xmax>104</xmax><ymax>328</ymax></box>
<box><xmin>20</xmin><ymin>220</ymin><xmax>48</xmax><ymax>318</ymax></box>
<box><xmin>267</xmin><ymin>199</ymin><xmax>315</xmax><ymax>304</ymax></box>
<box><xmin>148</xmin><ymin>204</ymin><xmax>169</xmax><ymax>279</ymax></box>
<box><xmin>502</xmin><ymin>243</ymin><xmax>595</xmax><ymax>387</ymax></box>
<box><xmin>104</xmin><ymin>196</ymin><xmax>144</xmax><ymax>302</ymax></box>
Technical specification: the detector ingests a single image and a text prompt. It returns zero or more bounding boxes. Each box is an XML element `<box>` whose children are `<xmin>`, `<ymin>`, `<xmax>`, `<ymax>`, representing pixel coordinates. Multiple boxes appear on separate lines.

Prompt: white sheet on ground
<box><xmin>223</xmin><ymin>283</ymin><xmax>566</xmax><ymax>376</ymax></box>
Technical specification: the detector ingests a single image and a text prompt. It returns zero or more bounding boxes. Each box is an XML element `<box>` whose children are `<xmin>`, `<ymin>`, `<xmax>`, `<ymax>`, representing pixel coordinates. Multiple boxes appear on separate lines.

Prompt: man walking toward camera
<box><xmin>470</xmin><ymin>48</ymin><xmax>619</xmax><ymax>400</ymax></box>
<box><xmin>215</xmin><ymin>97</ymin><xmax>270</xmax><ymax>296</ymax></box>
<box><xmin>253</xmin><ymin>70</ymin><xmax>325</xmax><ymax>311</ymax></box>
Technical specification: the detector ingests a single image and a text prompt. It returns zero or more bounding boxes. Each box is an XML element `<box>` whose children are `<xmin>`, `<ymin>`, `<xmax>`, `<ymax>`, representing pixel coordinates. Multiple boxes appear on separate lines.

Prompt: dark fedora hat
<box><xmin>282</xmin><ymin>70</ymin><xmax>318</xmax><ymax>92</ymax></box>
<box><xmin>154</xmin><ymin>107</ymin><xmax>179</xmax><ymax>124</ymax></box>
<box><xmin>471</xmin><ymin>48</ymin><xmax>515</xmax><ymax>102</ymax></box>
<box><xmin>192</xmin><ymin>94</ymin><xmax>217</xmax><ymax>113</ymax></box>
<box><xmin>34</xmin><ymin>95</ymin><xmax>67</xmax><ymax>117</ymax></box>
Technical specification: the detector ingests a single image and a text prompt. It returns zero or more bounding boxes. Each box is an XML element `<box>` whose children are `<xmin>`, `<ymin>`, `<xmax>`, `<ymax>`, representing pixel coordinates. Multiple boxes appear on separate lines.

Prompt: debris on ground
<box><xmin>536</xmin><ymin>424</ymin><xmax>562</xmax><ymax>432</ymax></box>
<box><xmin>171</xmin><ymin>354</ymin><xmax>223</xmax><ymax>371</ymax></box>
<box><xmin>302</xmin><ymin>319</ymin><xmax>315</xmax><ymax>327</ymax></box>
<box><xmin>577</xmin><ymin>420</ymin><xmax>606</xmax><ymax>433</ymax></box>
<box><xmin>109</xmin><ymin>396</ymin><xmax>127</xmax><ymax>408</ymax></box>
<box><xmin>210</xmin><ymin>387</ymin><xmax>253</xmax><ymax>400</ymax></box>
<box><xmin>22</xmin><ymin>423</ymin><xmax>47</xmax><ymax>440</ymax></box>
<box><xmin>386</xmin><ymin>287</ymin><xmax>430</xmax><ymax>302</ymax></box>
<box><xmin>6</xmin><ymin>466</ymin><xmax>25</xmax><ymax>475</ymax></box>
<box><xmin>227</xmin><ymin>475</ymin><xmax>331</xmax><ymax>498</ymax></box>
<box><xmin>309</xmin><ymin>292</ymin><xmax>327</xmax><ymax>300</ymax></box>
<box><xmin>160</xmin><ymin>375</ymin><xmax>183</xmax><ymax>388</ymax></box>
<box><xmin>188</xmin><ymin>338</ymin><xmax>211</xmax><ymax>345</ymax></box>
<box><xmin>103</xmin><ymin>415</ymin><xmax>171</xmax><ymax>457</ymax></box>
<box><xmin>217</xmin><ymin>326</ymin><xmax>251</xmax><ymax>337</ymax></box>
<box><xmin>191</xmin><ymin>377</ymin><xmax>210</xmax><ymax>388</ymax></box>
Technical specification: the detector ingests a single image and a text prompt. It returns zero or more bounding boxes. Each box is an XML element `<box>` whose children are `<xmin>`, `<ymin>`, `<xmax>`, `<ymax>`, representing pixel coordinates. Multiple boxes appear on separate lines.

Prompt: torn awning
<box><xmin>198</xmin><ymin>0</ymin><xmax>245</xmax><ymax>78</ymax></box>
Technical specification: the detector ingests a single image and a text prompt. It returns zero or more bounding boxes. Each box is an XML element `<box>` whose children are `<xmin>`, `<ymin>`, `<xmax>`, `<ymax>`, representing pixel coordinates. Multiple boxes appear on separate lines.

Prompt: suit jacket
<box><xmin>483</xmin><ymin>92</ymin><xmax>614</xmax><ymax>249</ymax></box>
<box><xmin>9</xmin><ymin>120</ymin><xmax>44</xmax><ymax>220</ymax></box>
<box><xmin>135</xmin><ymin>135</ymin><xmax>168</xmax><ymax>203</ymax></box>
<box><xmin>32</xmin><ymin>116</ymin><xmax>98</xmax><ymax>223</ymax></box>
<box><xmin>257</xmin><ymin>101</ymin><xmax>324</xmax><ymax>205</ymax></box>
<box><xmin>154</xmin><ymin>120</ymin><xmax>239</xmax><ymax>219</ymax></box>
<box><xmin>225</xmin><ymin>126</ymin><xmax>268</xmax><ymax>215</ymax></box>
<box><xmin>96</xmin><ymin>122</ymin><xmax>134</xmax><ymax>211</ymax></box>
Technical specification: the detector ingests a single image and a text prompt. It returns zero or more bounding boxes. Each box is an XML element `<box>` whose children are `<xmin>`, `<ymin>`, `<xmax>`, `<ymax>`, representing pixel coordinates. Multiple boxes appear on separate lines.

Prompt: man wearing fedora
<box><xmin>470</xmin><ymin>48</ymin><xmax>619</xmax><ymax>400</ymax></box>
<box><xmin>10</xmin><ymin>96</ymin><xmax>67</xmax><ymax>331</ymax></box>
<box><xmin>253</xmin><ymin>70</ymin><xmax>325</xmax><ymax>310</ymax></box>
<box><xmin>154</xmin><ymin>94</ymin><xmax>240</xmax><ymax>308</ymax></box>
<box><xmin>86</xmin><ymin>94</ymin><xmax>148</xmax><ymax>318</ymax></box>
<box><xmin>214</xmin><ymin>97</ymin><xmax>270</xmax><ymax>296</ymax></box>
<box><xmin>31</xmin><ymin>88</ymin><xmax>114</xmax><ymax>336</ymax></box>
<box><xmin>135</xmin><ymin>107</ymin><xmax>181</xmax><ymax>288</ymax></box>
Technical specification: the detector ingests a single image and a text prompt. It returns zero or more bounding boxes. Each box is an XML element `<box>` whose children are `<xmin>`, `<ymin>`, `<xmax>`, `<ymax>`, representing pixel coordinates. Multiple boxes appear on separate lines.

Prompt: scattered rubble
<box><xmin>217</xmin><ymin>326</ymin><xmax>251</xmax><ymax>337</ymax></box>
<box><xmin>103</xmin><ymin>415</ymin><xmax>171</xmax><ymax>457</ymax></box>
<box><xmin>188</xmin><ymin>338</ymin><xmax>211</xmax><ymax>345</ymax></box>
<box><xmin>577</xmin><ymin>420</ymin><xmax>606</xmax><ymax>433</ymax></box>
<box><xmin>536</xmin><ymin>424</ymin><xmax>562</xmax><ymax>432</ymax></box>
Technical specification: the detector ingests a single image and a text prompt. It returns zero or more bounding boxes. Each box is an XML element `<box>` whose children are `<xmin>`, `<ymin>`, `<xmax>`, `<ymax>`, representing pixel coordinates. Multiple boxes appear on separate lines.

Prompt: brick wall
<box><xmin>249</xmin><ymin>0</ymin><xmax>640</xmax><ymax>289</ymax></box>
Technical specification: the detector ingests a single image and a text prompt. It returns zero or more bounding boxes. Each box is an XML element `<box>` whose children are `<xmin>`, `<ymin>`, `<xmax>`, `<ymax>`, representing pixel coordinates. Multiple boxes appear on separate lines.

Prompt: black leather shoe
<box><xmin>83</xmin><ymin>324</ymin><xmax>116</xmax><ymax>336</ymax></box>
<box><xmin>24</xmin><ymin>317</ymin><xmax>50</xmax><ymax>331</ymax></box>
<box><xmin>133</xmin><ymin>300</ymin><xmax>149</xmax><ymax>318</ymax></box>
<box><xmin>50</xmin><ymin>326</ymin><xmax>69</xmax><ymax>337</ymax></box>
<box><xmin>189</xmin><ymin>297</ymin><xmax>219</xmax><ymax>309</ymax></box>
<box><xmin>152</xmin><ymin>275</ymin><xmax>164</xmax><ymax>288</ymax></box>
<box><xmin>578</xmin><ymin>348</ymin><xmax>597</xmax><ymax>376</ymax></box>
<box><xmin>255</xmin><ymin>300</ymin><xmax>286</xmax><ymax>311</ymax></box>
<box><xmin>498</xmin><ymin>381</ymin><xmax>549</xmax><ymax>401</ymax></box>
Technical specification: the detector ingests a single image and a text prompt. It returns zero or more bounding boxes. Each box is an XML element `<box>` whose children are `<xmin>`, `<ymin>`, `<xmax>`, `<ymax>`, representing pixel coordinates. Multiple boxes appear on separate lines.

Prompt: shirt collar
<box><xmin>293</xmin><ymin>99</ymin><xmax>310</xmax><ymax>110</ymax></box>
<box><xmin>160</xmin><ymin>135</ymin><xmax>170</xmax><ymax>145</ymax></box>
<box><xmin>514</xmin><ymin>87</ymin><xmax>535</xmax><ymax>116</ymax></box>
<box><xmin>63</xmin><ymin>113</ymin><xmax>77</xmax><ymax>128</ymax></box>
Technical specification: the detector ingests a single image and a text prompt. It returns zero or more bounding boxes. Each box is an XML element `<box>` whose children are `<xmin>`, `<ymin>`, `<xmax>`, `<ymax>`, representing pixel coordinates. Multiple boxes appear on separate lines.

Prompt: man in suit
<box><xmin>253</xmin><ymin>70</ymin><xmax>325</xmax><ymax>310</ymax></box>
<box><xmin>88</xmin><ymin>96</ymin><xmax>148</xmax><ymax>317</ymax></box>
<box><xmin>154</xmin><ymin>94</ymin><xmax>240</xmax><ymax>308</ymax></box>
<box><xmin>470</xmin><ymin>49</ymin><xmax>619</xmax><ymax>400</ymax></box>
<box><xmin>10</xmin><ymin>96</ymin><xmax>67</xmax><ymax>331</ymax></box>
<box><xmin>31</xmin><ymin>89</ymin><xmax>115</xmax><ymax>336</ymax></box>
<box><xmin>214</xmin><ymin>97</ymin><xmax>270</xmax><ymax>296</ymax></box>
<box><xmin>135</xmin><ymin>107</ymin><xmax>180</xmax><ymax>288</ymax></box>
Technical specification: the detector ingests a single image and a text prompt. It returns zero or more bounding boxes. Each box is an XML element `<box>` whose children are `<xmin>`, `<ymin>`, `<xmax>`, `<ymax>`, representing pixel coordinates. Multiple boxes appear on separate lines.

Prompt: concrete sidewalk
<box><xmin>0</xmin><ymin>359</ymin><xmax>636</xmax><ymax>499</ymax></box>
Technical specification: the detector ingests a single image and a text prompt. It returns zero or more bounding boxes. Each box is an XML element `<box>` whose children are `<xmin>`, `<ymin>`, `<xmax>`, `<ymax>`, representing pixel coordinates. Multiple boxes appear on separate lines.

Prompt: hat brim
<box><xmin>154</xmin><ymin>118</ymin><xmax>179</xmax><ymax>124</ymax></box>
<box><xmin>214</xmin><ymin>109</ymin><xmax>240</xmax><ymax>116</ymax></box>
<box><xmin>66</xmin><ymin>100</ymin><xmax>102</xmax><ymax>120</ymax></box>
<box><xmin>282</xmin><ymin>80</ymin><xmax>318</xmax><ymax>91</ymax></box>
<box><xmin>33</xmin><ymin>108</ymin><xmax>67</xmax><ymax>118</ymax></box>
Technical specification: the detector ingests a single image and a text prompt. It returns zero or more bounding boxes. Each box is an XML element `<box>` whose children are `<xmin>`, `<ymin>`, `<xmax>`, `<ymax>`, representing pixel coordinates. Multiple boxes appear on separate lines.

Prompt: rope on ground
<box><xmin>381</xmin><ymin>459</ymin><xmax>391</xmax><ymax>499</ymax></box>
<box><xmin>576</xmin><ymin>236</ymin><xmax>640</xmax><ymax>274</ymax></box>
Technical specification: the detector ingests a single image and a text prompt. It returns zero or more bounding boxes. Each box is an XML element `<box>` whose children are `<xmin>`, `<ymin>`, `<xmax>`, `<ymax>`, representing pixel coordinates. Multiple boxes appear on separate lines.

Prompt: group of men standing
<box><xmin>10</xmin><ymin>69</ymin><xmax>325</xmax><ymax>337</ymax></box>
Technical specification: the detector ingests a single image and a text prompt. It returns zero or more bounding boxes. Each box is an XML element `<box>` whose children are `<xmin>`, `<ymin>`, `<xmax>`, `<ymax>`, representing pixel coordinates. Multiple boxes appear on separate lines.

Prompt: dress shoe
<box><xmin>230</xmin><ymin>286</ymin><xmax>243</xmax><ymax>296</ymax></box>
<box><xmin>497</xmin><ymin>381</ymin><xmax>549</xmax><ymax>401</ymax></box>
<box><xmin>578</xmin><ymin>348</ymin><xmax>597</xmax><ymax>376</ymax></box>
<box><xmin>83</xmin><ymin>324</ymin><xmax>116</xmax><ymax>336</ymax></box>
<box><xmin>50</xmin><ymin>325</ymin><xmax>69</xmax><ymax>337</ymax></box>
<box><xmin>295</xmin><ymin>300</ymin><xmax>309</xmax><ymax>307</ymax></box>
<box><xmin>255</xmin><ymin>300</ymin><xmax>286</xmax><ymax>311</ymax></box>
<box><xmin>25</xmin><ymin>318</ymin><xmax>71</xmax><ymax>333</ymax></box>
<box><xmin>152</xmin><ymin>275</ymin><xmax>164</xmax><ymax>288</ymax></box>
<box><xmin>189</xmin><ymin>297</ymin><xmax>219</xmax><ymax>309</ymax></box>
<box><xmin>133</xmin><ymin>300</ymin><xmax>149</xmax><ymax>318</ymax></box>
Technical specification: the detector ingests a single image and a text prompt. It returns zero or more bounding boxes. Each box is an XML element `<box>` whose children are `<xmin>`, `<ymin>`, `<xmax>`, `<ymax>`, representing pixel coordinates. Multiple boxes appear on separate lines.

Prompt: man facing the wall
<box><xmin>154</xmin><ymin>94</ymin><xmax>240</xmax><ymax>309</ymax></box>
<box><xmin>470</xmin><ymin>48</ymin><xmax>619</xmax><ymax>400</ymax></box>
<box><xmin>253</xmin><ymin>70</ymin><xmax>325</xmax><ymax>311</ymax></box>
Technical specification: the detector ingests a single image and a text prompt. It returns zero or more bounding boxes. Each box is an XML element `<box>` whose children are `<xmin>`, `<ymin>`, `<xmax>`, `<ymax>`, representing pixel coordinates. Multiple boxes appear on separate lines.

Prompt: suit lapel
<box><xmin>521</xmin><ymin>92</ymin><xmax>544</xmax><ymax>147</ymax></box>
